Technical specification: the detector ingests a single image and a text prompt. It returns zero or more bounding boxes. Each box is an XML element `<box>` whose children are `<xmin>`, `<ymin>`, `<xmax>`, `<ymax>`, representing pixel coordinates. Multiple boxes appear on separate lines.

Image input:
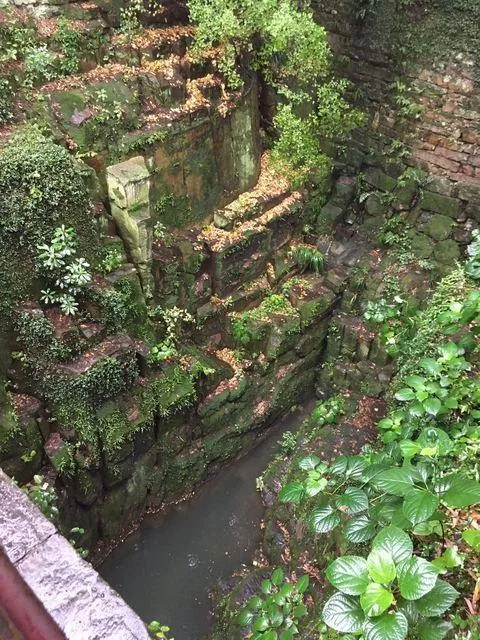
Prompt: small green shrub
<box><xmin>148</xmin><ymin>621</ymin><xmax>174</xmax><ymax>640</ymax></box>
<box><xmin>290</xmin><ymin>246</ymin><xmax>325</xmax><ymax>274</ymax></box>
<box><xmin>22</xmin><ymin>475</ymin><xmax>59</xmax><ymax>523</ymax></box>
<box><xmin>37</xmin><ymin>225</ymin><xmax>91</xmax><ymax>315</ymax></box>
<box><xmin>149</xmin><ymin>306</ymin><xmax>195</xmax><ymax>363</ymax></box>
<box><xmin>236</xmin><ymin>568</ymin><xmax>310</xmax><ymax>639</ymax></box>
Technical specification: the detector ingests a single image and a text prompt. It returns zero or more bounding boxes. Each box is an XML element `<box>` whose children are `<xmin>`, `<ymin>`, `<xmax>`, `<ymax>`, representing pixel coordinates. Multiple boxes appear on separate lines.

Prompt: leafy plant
<box><xmin>323</xmin><ymin>526</ymin><xmax>458</xmax><ymax>639</ymax></box>
<box><xmin>290</xmin><ymin>245</ymin><xmax>325</xmax><ymax>274</ymax></box>
<box><xmin>311</xmin><ymin>396</ymin><xmax>345</xmax><ymax>428</ymax></box>
<box><xmin>278</xmin><ymin>431</ymin><xmax>297</xmax><ymax>455</ymax></box>
<box><xmin>149</xmin><ymin>306</ymin><xmax>195</xmax><ymax>363</ymax></box>
<box><xmin>37</xmin><ymin>225</ymin><xmax>91</xmax><ymax>315</ymax></box>
<box><xmin>187</xmin><ymin>0</ymin><xmax>362</xmax><ymax>183</ymax></box>
<box><xmin>22</xmin><ymin>475</ymin><xmax>59</xmax><ymax>523</ymax></box>
<box><xmin>236</xmin><ymin>568</ymin><xmax>310</xmax><ymax>639</ymax></box>
<box><xmin>99</xmin><ymin>247</ymin><xmax>124</xmax><ymax>275</ymax></box>
<box><xmin>0</xmin><ymin>129</ymin><xmax>95</xmax><ymax>316</ymax></box>
<box><xmin>465</xmin><ymin>229</ymin><xmax>480</xmax><ymax>280</ymax></box>
<box><xmin>148</xmin><ymin>621</ymin><xmax>174</xmax><ymax>639</ymax></box>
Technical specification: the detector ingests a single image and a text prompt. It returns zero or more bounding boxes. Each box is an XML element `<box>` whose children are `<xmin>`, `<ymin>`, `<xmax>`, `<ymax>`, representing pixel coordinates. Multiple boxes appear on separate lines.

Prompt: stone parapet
<box><xmin>0</xmin><ymin>470</ymin><xmax>149</xmax><ymax>640</ymax></box>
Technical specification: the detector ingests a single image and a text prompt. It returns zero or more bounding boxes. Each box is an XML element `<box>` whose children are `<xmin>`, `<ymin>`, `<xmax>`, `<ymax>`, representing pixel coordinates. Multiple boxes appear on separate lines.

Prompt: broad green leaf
<box><xmin>414</xmin><ymin>579</ymin><xmax>458</xmax><ymax>617</ymax></box>
<box><xmin>378</xmin><ymin>418</ymin><xmax>393</xmax><ymax>430</ymax></box>
<box><xmin>390</xmin><ymin>507</ymin><xmax>412</xmax><ymax>530</ymax></box>
<box><xmin>279</xmin><ymin>482</ymin><xmax>304</xmax><ymax>504</ymax></box>
<box><xmin>419</xmin><ymin>358</ymin><xmax>442</xmax><ymax>376</ymax></box>
<box><xmin>237</xmin><ymin>608</ymin><xmax>254</xmax><ymax>626</ymax></box>
<box><xmin>416</xmin><ymin>618</ymin><xmax>452</xmax><ymax>640</ymax></box>
<box><xmin>442</xmin><ymin>475</ymin><xmax>480</xmax><ymax>508</ymax></box>
<box><xmin>462</xmin><ymin>528</ymin><xmax>480</xmax><ymax>551</ymax></box>
<box><xmin>409</xmin><ymin>401</ymin><xmax>425</xmax><ymax>417</ymax></box>
<box><xmin>322</xmin><ymin>593</ymin><xmax>364</xmax><ymax>633</ymax></box>
<box><xmin>360</xmin><ymin>583</ymin><xmax>394</xmax><ymax>617</ymax></box>
<box><xmin>443</xmin><ymin>396</ymin><xmax>458</xmax><ymax>409</ymax></box>
<box><xmin>309</xmin><ymin>504</ymin><xmax>341</xmax><ymax>533</ymax></box>
<box><xmin>305</xmin><ymin>476</ymin><xmax>327</xmax><ymax>497</ymax></box>
<box><xmin>395</xmin><ymin>388</ymin><xmax>416</xmax><ymax>402</ymax></box>
<box><xmin>269</xmin><ymin>607</ymin><xmax>284</xmax><ymax>628</ymax></box>
<box><xmin>431</xmin><ymin>546</ymin><xmax>463</xmax><ymax>573</ymax></box>
<box><xmin>438</xmin><ymin>342</ymin><xmax>461</xmax><ymax>360</ymax></box>
<box><xmin>293</xmin><ymin>603</ymin><xmax>307</xmax><ymax>617</ymax></box>
<box><xmin>279</xmin><ymin>583</ymin><xmax>293</xmax><ymax>597</ymax></box>
<box><xmin>411</xmin><ymin>519</ymin><xmax>442</xmax><ymax>536</ymax></box>
<box><xmin>247</xmin><ymin>596</ymin><xmax>263</xmax><ymax>611</ymax></box>
<box><xmin>372</xmin><ymin>496</ymin><xmax>403</xmax><ymax>525</ymax></box>
<box><xmin>405</xmin><ymin>375</ymin><xmax>426</xmax><ymax>391</ymax></box>
<box><xmin>299</xmin><ymin>455</ymin><xmax>321</xmax><ymax>470</ymax></box>
<box><xmin>280</xmin><ymin>630</ymin><xmax>294</xmax><ymax>640</ymax></box>
<box><xmin>262</xmin><ymin>630</ymin><xmax>278</xmax><ymax>640</ymax></box>
<box><xmin>420</xmin><ymin>446</ymin><xmax>438</xmax><ymax>457</ymax></box>
<box><xmin>397</xmin><ymin>557</ymin><xmax>438</xmax><ymax>600</ymax></box>
<box><xmin>329</xmin><ymin>455</ymin><xmax>349</xmax><ymax>475</ymax></box>
<box><xmin>417</xmin><ymin>428</ymin><xmax>452</xmax><ymax>456</ymax></box>
<box><xmin>399</xmin><ymin>440</ymin><xmax>421</xmax><ymax>460</ymax></box>
<box><xmin>363</xmin><ymin>611</ymin><xmax>408</xmax><ymax>640</ymax></box>
<box><xmin>296</xmin><ymin>574</ymin><xmax>309</xmax><ymax>594</ymax></box>
<box><xmin>252</xmin><ymin>615</ymin><xmax>270</xmax><ymax>632</ymax></box>
<box><xmin>326</xmin><ymin>556</ymin><xmax>369</xmax><ymax>595</ymax></box>
<box><xmin>402</xmin><ymin>489</ymin><xmax>439</xmax><ymax>526</ymax></box>
<box><xmin>423</xmin><ymin>397</ymin><xmax>442</xmax><ymax>416</ymax></box>
<box><xmin>372</xmin><ymin>526</ymin><xmax>413</xmax><ymax>564</ymax></box>
<box><xmin>367</xmin><ymin>549</ymin><xmax>396</xmax><ymax>584</ymax></box>
<box><xmin>336</xmin><ymin>487</ymin><xmax>369</xmax><ymax>514</ymax></box>
<box><xmin>271</xmin><ymin>568</ymin><xmax>284</xmax><ymax>586</ymax></box>
<box><xmin>344</xmin><ymin>515</ymin><xmax>376</xmax><ymax>543</ymax></box>
<box><xmin>372</xmin><ymin>468</ymin><xmax>416</xmax><ymax>496</ymax></box>
<box><xmin>261</xmin><ymin>580</ymin><xmax>273</xmax><ymax>594</ymax></box>
<box><xmin>330</xmin><ymin>455</ymin><xmax>366</xmax><ymax>479</ymax></box>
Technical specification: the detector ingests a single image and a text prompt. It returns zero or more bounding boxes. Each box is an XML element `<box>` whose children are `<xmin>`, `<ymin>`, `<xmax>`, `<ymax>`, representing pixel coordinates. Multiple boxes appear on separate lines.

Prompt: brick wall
<box><xmin>314</xmin><ymin>0</ymin><xmax>480</xmax><ymax>202</ymax></box>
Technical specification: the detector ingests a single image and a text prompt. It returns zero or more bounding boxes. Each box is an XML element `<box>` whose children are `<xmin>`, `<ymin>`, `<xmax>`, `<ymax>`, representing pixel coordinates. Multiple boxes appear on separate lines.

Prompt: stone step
<box><xmin>56</xmin><ymin>334</ymin><xmax>142</xmax><ymax>378</ymax></box>
<box><xmin>202</xmin><ymin>191</ymin><xmax>303</xmax><ymax>296</ymax></box>
<box><xmin>213</xmin><ymin>156</ymin><xmax>292</xmax><ymax>230</ymax></box>
<box><xmin>112</xmin><ymin>25</ymin><xmax>194</xmax><ymax>67</ymax></box>
<box><xmin>15</xmin><ymin>304</ymin><xmax>107</xmax><ymax>355</ymax></box>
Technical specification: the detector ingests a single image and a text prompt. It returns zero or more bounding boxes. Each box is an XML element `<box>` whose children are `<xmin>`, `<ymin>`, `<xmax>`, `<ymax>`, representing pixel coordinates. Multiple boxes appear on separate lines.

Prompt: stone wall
<box><xmin>313</xmin><ymin>0</ymin><xmax>480</xmax><ymax>247</ymax></box>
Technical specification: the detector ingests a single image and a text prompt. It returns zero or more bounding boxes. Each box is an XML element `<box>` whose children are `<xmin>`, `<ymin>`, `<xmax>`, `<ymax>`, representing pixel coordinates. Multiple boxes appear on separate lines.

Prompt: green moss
<box><xmin>142</xmin><ymin>364</ymin><xmax>197</xmax><ymax>419</ymax></box>
<box><xmin>232</xmin><ymin>294</ymin><xmax>298</xmax><ymax>348</ymax></box>
<box><xmin>0</xmin><ymin>130</ymin><xmax>97</xmax><ymax>318</ymax></box>
<box><xmin>420</xmin><ymin>213</ymin><xmax>454</xmax><ymax>241</ymax></box>
<box><xmin>420</xmin><ymin>191</ymin><xmax>460</xmax><ymax>218</ymax></box>
<box><xmin>432</xmin><ymin>239</ymin><xmax>461</xmax><ymax>265</ymax></box>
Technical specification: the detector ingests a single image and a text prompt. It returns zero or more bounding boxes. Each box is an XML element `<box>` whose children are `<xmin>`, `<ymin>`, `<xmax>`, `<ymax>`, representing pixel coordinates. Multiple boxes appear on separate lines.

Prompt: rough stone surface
<box><xmin>0</xmin><ymin>471</ymin><xmax>149</xmax><ymax>640</ymax></box>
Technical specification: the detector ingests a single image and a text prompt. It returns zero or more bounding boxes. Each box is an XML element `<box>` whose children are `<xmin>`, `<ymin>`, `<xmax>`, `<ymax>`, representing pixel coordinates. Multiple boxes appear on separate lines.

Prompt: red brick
<box><xmin>461</xmin><ymin>129</ymin><xmax>480</xmax><ymax>144</ymax></box>
<box><xmin>413</xmin><ymin>149</ymin><xmax>460</xmax><ymax>173</ymax></box>
<box><xmin>435</xmin><ymin>147</ymin><xmax>469</xmax><ymax>163</ymax></box>
<box><xmin>461</xmin><ymin>164</ymin><xmax>475</xmax><ymax>177</ymax></box>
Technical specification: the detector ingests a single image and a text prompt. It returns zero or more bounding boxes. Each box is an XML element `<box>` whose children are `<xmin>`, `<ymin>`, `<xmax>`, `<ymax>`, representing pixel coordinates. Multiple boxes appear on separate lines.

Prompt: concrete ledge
<box><xmin>0</xmin><ymin>470</ymin><xmax>149</xmax><ymax>640</ymax></box>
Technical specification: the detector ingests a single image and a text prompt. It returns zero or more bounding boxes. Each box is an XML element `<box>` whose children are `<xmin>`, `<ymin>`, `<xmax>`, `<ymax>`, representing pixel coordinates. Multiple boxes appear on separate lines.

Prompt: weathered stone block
<box><xmin>432</xmin><ymin>239</ymin><xmax>461</xmax><ymax>265</ymax></box>
<box><xmin>408</xmin><ymin>231</ymin><xmax>434</xmax><ymax>258</ymax></box>
<box><xmin>457</xmin><ymin>181</ymin><xmax>480</xmax><ymax>203</ymax></box>
<box><xmin>316</xmin><ymin>201</ymin><xmax>344</xmax><ymax>234</ymax></box>
<box><xmin>364</xmin><ymin>193</ymin><xmax>386</xmax><ymax>216</ymax></box>
<box><xmin>107</xmin><ymin>157</ymin><xmax>150</xmax><ymax>212</ymax></box>
<box><xmin>364</xmin><ymin>168</ymin><xmax>397</xmax><ymax>192</ymax></box>
<box><xmin>420</xmin><ymin>190</ymin><xmax>460</xmax><ymax>218</ymax></box>
<box><xmin>420</xmin><ymin>213</ymin><xmax>454</xmax><ymax>241</ymax></box>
